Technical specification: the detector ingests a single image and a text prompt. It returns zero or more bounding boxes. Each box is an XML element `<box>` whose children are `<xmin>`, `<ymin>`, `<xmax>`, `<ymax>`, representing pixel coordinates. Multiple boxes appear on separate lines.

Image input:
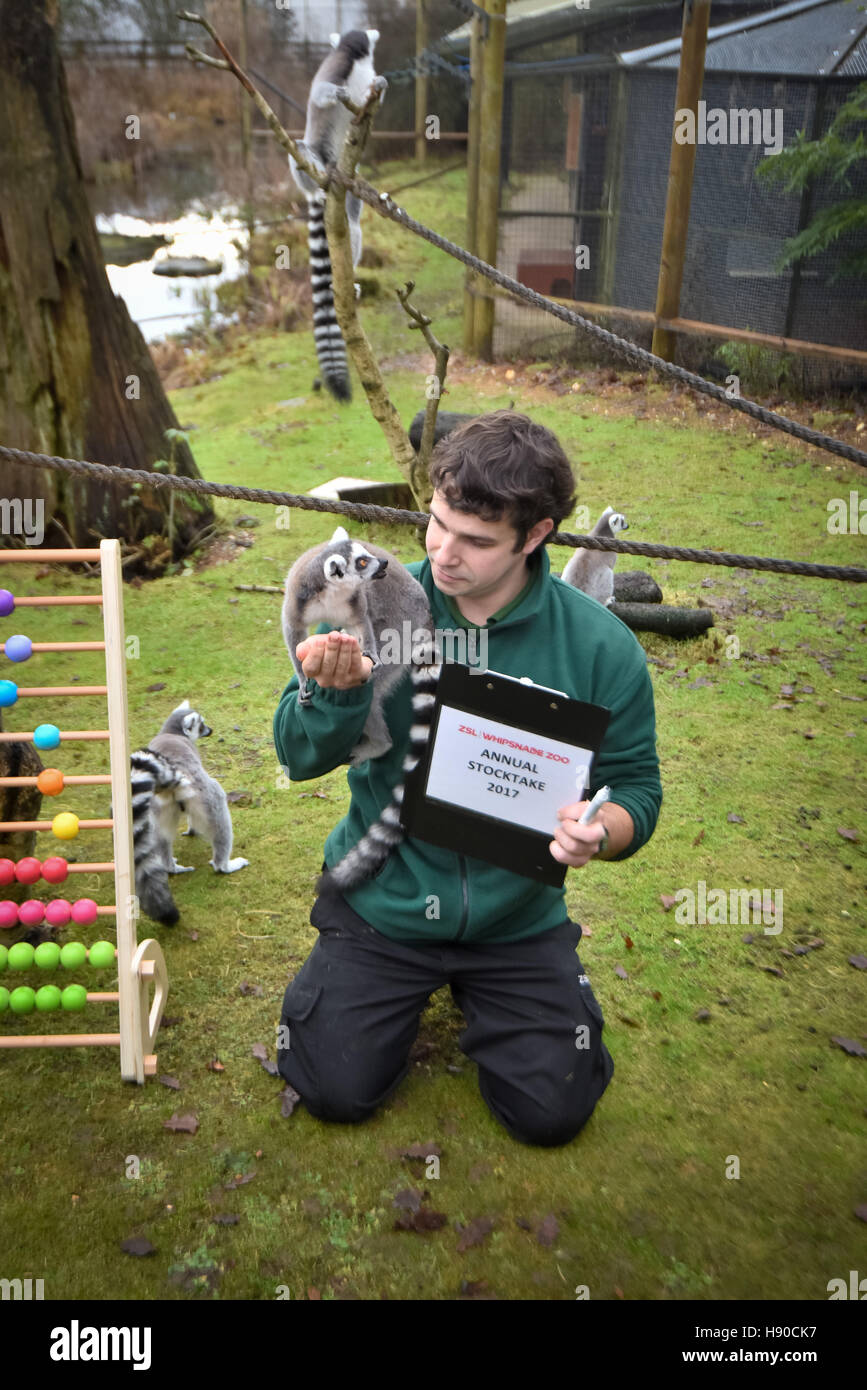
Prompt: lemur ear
<box><xmin>329</xmin><ymin>32</ymin><xmax>340</xmax><ymax>48</ymax></box>
<box><xmin>367</xmin><ymin>29</ymin><xmax>380</xmax><ymax>47</ymax></box>
<box><xmin>172</xmin><ymin>698</ymin><xmax>191</xmax><ymax>712</ymax></box>
<box><xmin>331</xmin><ymin>525</ymin><xmax>349</xmax><ymax>542</ymax></box>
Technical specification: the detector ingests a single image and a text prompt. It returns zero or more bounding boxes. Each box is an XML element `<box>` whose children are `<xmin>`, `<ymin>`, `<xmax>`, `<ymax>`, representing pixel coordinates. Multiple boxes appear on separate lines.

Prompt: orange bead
<box><xmin>37</xmin><ymin>768</ymin><xmax>65</xmax><ymax>797</ymax></box>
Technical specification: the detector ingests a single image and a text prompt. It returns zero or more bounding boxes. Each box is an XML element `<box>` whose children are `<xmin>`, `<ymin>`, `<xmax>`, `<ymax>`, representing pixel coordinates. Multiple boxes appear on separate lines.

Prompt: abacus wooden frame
<box><xmin>0</xmin><ymin>541</ymin><xmax>168</xmax><ymax>1082</ymax></box>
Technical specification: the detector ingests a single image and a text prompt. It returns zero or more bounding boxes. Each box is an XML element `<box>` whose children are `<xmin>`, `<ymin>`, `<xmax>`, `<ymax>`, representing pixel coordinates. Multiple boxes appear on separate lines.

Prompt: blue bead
<box><xmin>0</xmin><ymin>680</ymin><xmax>18</xmax><ymax>707</ymax></box>
<box><xmin>33</xmin><ymin>723</ymin><xmax>61</xmax><ymax>749</ymax></box>
<box><xmin>4</xmin><ymin>635</ymin><xmax>32</xmax><ymax>663</ymax></box>
<box><xmin>0</xmin><ymin>590</ymin><xmax>13</xmax><ymax>618</ymax></box>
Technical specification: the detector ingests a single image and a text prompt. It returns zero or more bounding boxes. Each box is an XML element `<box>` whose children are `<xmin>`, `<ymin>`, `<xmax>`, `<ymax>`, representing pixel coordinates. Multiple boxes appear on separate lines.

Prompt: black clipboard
<box><xmin>400</xmin><ymin>664</ymin><xmax>611</xmax><ymax>886</ymax></box>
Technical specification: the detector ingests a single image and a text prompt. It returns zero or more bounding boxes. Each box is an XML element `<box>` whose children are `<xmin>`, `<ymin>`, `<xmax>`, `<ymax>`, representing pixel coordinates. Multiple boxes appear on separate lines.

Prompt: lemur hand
<box><xmin>296</xmin><ymin>633</ymin><xmax>374</xmax><ymax>691</ymax></box>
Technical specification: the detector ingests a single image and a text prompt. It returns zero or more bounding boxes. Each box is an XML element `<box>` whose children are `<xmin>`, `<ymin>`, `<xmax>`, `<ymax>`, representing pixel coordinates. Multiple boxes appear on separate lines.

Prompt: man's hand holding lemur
<box><xmin>296</xmin><ymin>633</ymin><xmax>374</xmax><ymax>691</ymax></box>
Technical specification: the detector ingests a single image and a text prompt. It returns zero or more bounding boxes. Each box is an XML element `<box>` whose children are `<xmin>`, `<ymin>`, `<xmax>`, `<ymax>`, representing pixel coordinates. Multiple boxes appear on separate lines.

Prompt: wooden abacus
<box><xmin>0</xmin><ymin>541</ymin><xmax>168</xmax><ymax>1082</ymax></box>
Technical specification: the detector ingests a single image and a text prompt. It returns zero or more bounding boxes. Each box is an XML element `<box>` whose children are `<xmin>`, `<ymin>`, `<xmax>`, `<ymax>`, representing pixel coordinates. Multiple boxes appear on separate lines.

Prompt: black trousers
<box><xmin>277</xmin><ymin>883</ymin><xmax>614</xmax><ymax>1148</ymax></box>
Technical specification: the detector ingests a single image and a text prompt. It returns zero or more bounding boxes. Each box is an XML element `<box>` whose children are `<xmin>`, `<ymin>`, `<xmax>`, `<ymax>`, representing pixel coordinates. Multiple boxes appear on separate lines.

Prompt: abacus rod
<box><xmin>0</xmin><ymin>731</ymin><xmax>109</xmax><ymax>742</ymax></box>
<box><xmin>9</xmin><ymin>686</ymin><xmax>108</xmax><ymax>696</ymax></box>
<box><xmin>1</xmin><ymin>642</ymin><xmax>106</xmax><ymax>652</ymax></box>
<box><xmin>0</xmin><ymin>775</ymin><xmax>112</xmax><ymax>786</ymax></box>
<box><xmin>0</xmin><ymin>549</ymin><xmax>101</xmax><ymax>562</ymax></box>
<box><xmin>0</xmin><ymin>818</ymin><xmax>113</xmax><ymax>830</ymax></box>
<box><xmin>87</xmin><ymin>993</ymin><xmax>120</xmax><ymax>1003</ymax></box>
<box><xmin>6</xmin><ymin>596</ymin><xmax>104</xmax><ymax>606</ymax></box>
<box><xmin>0</xmin><ymin>1034</ymin><xmax>121</xmax><ymax>1048</ymax></box>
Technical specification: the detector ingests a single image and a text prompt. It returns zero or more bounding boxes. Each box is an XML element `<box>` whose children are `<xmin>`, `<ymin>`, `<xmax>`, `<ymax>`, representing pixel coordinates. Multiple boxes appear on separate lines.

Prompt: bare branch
<box><xmin>395</xmin><ymin>281</ymin><xmax>450</xmax><ymax>477</ymax></box>
<box><xmin>177</xmin><ymin>10</ymin><xmax>325</xmax><ymax>192</ymax></box>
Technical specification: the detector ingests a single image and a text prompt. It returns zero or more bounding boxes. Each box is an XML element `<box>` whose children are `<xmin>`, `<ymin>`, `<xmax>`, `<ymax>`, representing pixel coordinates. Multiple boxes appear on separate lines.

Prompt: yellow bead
<box><xmin>52</xmin><ymin>812</ymin><xmax>80</xmax><ymax>840</ymax></box>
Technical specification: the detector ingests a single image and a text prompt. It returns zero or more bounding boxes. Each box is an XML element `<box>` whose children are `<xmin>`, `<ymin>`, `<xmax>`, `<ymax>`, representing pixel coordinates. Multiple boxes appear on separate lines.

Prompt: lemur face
<box><xmin>610</xmin><ymin>513</ymin><xmax>629</xmax><ymax>533</ymax></box>
<box><xmin>181</xmin><ymin>710</ymin><xmax>212</xmax><ymax>741</ymax></box>
<box><xmin>323</xmin><ymin>541</ymin><xmax>387</xmax><ymax>585</ymax></box>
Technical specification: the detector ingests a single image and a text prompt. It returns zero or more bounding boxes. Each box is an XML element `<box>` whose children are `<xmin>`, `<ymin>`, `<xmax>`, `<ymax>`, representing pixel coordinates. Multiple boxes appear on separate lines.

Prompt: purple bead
<box><xmin>0</xmin><ymin>590</ymin><xmax>13</xmax><ymax>618</ymax></box>
<box><xmin>4</xmin><ymin>634</ymin><xmax>32</xmax><ymax>663</ymax></box>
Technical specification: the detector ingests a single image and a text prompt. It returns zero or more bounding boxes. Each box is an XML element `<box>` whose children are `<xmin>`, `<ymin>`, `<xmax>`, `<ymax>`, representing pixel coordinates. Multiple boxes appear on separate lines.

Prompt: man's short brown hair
<box><xmin>428</xmin><ymin>410</ymin><xmax>576</xmax><ymax>550</ymax></box>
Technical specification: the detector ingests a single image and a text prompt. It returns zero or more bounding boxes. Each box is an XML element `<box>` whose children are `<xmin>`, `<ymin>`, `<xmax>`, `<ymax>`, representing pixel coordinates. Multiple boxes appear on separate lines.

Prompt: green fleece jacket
<box><xmin>273</xmin><ymin>547</ymin><xmax>662</xmax><ymax>945</ymax></box>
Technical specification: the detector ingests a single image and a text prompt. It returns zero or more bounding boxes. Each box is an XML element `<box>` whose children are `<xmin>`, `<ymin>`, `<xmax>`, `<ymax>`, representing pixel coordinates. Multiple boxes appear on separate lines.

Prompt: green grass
<box><xmin>0</xmin><ymin>160</ymin><xmax>865</xmax><ymax>1302</ymax></box>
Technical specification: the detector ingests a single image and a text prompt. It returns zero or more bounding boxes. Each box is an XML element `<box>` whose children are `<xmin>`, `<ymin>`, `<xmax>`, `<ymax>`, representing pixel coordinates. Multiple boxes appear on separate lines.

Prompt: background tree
<box><xmin>758</xmin><ymin>82</ymin><xmax>867</xmax><ymax>281</ymax></box>
<box><xmin>0</xmin><ymin>0</ymin><xmax>214</xmax><ymax>571</ymax></box>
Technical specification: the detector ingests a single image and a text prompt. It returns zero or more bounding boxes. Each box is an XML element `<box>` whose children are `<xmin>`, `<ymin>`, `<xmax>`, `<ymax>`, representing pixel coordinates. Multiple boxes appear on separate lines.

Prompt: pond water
<box><xmin>88</xmin><ymin>154</ymin><xmax>272</xmax><ymax>343</ymax></box>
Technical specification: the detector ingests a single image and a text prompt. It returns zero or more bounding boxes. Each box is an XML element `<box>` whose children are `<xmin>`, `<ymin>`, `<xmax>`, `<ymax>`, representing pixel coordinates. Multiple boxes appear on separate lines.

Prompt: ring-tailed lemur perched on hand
<box><xmin>130</xmin><ymin>702</ymin><xmax>248</xmax><ymax>926</ymax></box>
<box><xmin>289</xmin><ymin>29</ymin><xmax>386</xmax><ymax>402</ymax></box>
<box><xmin>282</xmin><ymin>527</ymin><xmax>441</xmax><ymax>892</ymax></box>
<box><xmin>561</xmin><ymin>506</ymin><xmax>629</xmax><ymax>607</ymax></box>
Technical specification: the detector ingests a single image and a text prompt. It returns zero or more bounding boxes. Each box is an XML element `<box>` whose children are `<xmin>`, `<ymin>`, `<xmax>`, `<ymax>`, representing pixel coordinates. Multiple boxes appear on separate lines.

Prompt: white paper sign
<box><xmin>424</xmin><ymin>704</ymin><xmax>595</xmax><ymax>837</ymax></box>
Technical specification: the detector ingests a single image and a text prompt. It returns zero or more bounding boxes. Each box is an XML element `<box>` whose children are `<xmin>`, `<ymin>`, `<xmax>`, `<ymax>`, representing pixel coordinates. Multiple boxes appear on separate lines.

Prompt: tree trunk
<box><xmin>0</xmin><ymin>2</ymin><xmax>215</xmax><ymax>572</ymax></box>
<box><xmin>612</xmin><ymin>571</ymin><xmax>664</xmax><ymax>603</ymax></box>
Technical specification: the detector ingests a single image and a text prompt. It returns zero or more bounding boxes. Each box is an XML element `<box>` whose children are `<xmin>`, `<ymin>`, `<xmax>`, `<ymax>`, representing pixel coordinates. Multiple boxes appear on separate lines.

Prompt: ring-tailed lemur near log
<box><xmin>288</xmin><ymin>29</ymin><xmax>386</xmax><ymax>402</ymax></box>
<box><xmin>561</xmin><ymin>506</ymin><xmax>629</xmax><ymax>607</ymax></box>
<box><xmin>282</xmin><ymin>527</ymin><xmax>441</xmax><ymax>892</ymax></box>
<box><xmin>130</xmin><ymin>702</ymin><xmax>248</xmax><ymax>926</ymax></box>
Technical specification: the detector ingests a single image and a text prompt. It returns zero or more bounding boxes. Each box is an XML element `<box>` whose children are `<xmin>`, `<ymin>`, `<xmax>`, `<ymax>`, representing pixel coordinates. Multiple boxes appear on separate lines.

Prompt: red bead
<box><xmin>18</xmin><ymin>900</ymin><xmax>45</xmax><ymax>926</ymax></box>
<box><xmin>0</xmin><ymin>859</ymin><xmax>15</xmax><ymax>887</ymax></box>
<box><xmin>14</xmin><ymin>857</ymin><xmax>42</xmax><ymax>885</ymax></box>
<box><xmin>0</xmin><ymin>901</ymin><xmax>19</xmax><ymax>928</ymax></box>
<box><xmin>41</xmin><ymin>857</ymin><xmax>69</xmax><ymax>884</ymax></box>
<box><xmin>71</xmin><ymin>898</ymin><xmax>98</xmax><ymax>926</ymax></box>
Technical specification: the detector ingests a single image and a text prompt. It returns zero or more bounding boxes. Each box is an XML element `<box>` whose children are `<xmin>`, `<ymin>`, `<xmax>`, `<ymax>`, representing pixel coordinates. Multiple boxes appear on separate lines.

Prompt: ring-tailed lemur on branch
<box><xmin>282</xmin><ymin>527</ymin><xmax>441</xmax><ymax>892</ymax></box>
<box><xmin>561</xmin><ymin>507</ymin><xmax>629</xmax><ymax>607</ymax></box>
<box><xmin>289</xmin><ymin>29</ymin><xmax>386</xmax><ymax>402</ymax></box>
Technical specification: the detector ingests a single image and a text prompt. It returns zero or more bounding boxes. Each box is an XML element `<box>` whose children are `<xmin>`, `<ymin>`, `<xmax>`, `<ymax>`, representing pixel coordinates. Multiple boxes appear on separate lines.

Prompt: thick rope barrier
<box><xmin>329</xmin><ymin>168</ymin><xmax>867</xmax><ymax>472</ymax></box>
<box><xmin>1</xmin><ymin>445</ymin><xmax>865</xmax><ymax>582</ymax></box>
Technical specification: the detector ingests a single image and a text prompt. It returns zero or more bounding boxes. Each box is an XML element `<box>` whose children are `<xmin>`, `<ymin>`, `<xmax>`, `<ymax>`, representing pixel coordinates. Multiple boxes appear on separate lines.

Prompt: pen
<box><xmin>578</xmin><ymin>785</ymin><xmax>610</xmax><ymax>825</ymax></box>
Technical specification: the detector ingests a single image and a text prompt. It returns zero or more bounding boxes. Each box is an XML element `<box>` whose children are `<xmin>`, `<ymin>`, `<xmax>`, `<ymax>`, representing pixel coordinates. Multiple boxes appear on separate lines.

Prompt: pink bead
<box><xmin>71</xmin><ymin>898</ymin><xmax>98</xmax><ymax>925</ymax></box>
<box><xmin>14</xmin><ymin>857</ymin><xmax>42</xmax><ymax>885</ymax></box>
<box><xmin>18</xmin><ymin>899</ymin><xmax>45</xmax><ymax>926</ymax></box>
<box><xmin>0</xmin><ymin>901</ymin><xmax>19</xmax><ymax>928</ymax></box>
<box><xmin>44</xmin><ymin>898</ymin><xmax>72</xmax><ymax>927</ymax></box>
<box><xmin>0</xmin><ymin>859</ymin><xmax>16</xmax><ymax>887</ymax></box>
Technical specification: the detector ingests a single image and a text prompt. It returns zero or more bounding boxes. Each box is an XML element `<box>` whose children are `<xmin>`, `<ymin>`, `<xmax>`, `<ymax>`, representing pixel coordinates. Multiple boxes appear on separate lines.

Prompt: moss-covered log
<box><xmin>609</xmin><ymin>602</ymin><xmax>714</xmax><ymax>637</ymax></box>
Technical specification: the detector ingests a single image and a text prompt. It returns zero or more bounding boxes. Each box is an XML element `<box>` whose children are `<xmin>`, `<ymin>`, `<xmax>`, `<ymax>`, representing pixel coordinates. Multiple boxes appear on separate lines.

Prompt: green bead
<box><xmin>9</xmin><ymin>986</ymin><xmax>36</xmax><ymax>1014</ymax></box>
<box><xmin>8</xmin><ymin>942</ymin><xmax>35</xmax><ymax>971</ymax></box>
<box><xmin>0</xmin><ymin>986</ymin><xmax>9</xmax><ymax>1012</ymax></box>
<box><xmin>60</xmin><ymin>941</ymin><xmax>87</xmax><ymax>970</ymax></box>
<box><xmin>34</xmin><ymin>941</ymin><xmax>61</xmax><ymax>970</ymax></box>
<box><xmin>60</xmin><ymin>983</ymin><xmax>87</xmax><ymax>1012</ymax></box>
<box><xmin>87</xmin><ymin>940</ymin><xmax>115</xmax><ymax>969</ymax></box>
<box><xmin>0</xmin><ymin>944</ymin><xmax>7</xmax><ymax>972</ymax></box>
<box><xmin>35</xmin><ymin>985</ymin><xmax>62</xmax><ymax>1013</ymax></box>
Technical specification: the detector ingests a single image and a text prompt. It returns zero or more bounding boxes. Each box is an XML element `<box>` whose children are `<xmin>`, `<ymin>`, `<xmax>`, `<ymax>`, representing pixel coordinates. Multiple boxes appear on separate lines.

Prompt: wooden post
<box><xmin>238</xmin><ymin>0</ymin><xmax>255</xmax><ymax>285</ymax></box>
<box><xmin>462</xmin><ymin>9</ymin><xmax>484</xmax><ymax>352</ymax></box>
<box><xmin>473</xmin><ymin>0</ymin><xmax>507</xmax><ymax>361</ymax></box>
<box><xmin>651</xmin><ymin>0</ymin><xmax>712</xmax><ymax>362</ymax></box>
<box><xmin>415</xmin><ymin>0</ymin><xmax>428</xmax><ymax>164</ymax></box>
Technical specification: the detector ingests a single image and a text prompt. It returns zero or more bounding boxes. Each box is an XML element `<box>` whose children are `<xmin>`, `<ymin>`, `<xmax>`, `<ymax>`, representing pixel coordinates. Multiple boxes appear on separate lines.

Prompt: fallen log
<box><xmin>612</xmin><ymin>571</ymin><xmax>663</xmax><ymax>603</ymax></box>
<box><xmin>609</xmin><ymin>602</ymin><xmax>714</xmax><ymax>637</ymax></box>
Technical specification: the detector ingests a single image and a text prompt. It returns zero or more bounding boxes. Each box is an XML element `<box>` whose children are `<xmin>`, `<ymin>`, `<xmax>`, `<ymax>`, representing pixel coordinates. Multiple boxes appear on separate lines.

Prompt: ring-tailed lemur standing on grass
<box><xmin>561</xmin><ymin>506</ymin><xmax>629</xmax><ymax>607</ymax></box>
<box><xmin>130</xmin><ymin>702</ymin><xmax>248</xmax><ymax>926</ymax></box>
<box><xmin>282</xmin><ymin>527</ymin><xmax>441</xmax><ymax>892</ymax></box>
<box><xmin>288</xmin><ymin>29</ymin><xmax>386</xmax><ymax>402</ymax></box>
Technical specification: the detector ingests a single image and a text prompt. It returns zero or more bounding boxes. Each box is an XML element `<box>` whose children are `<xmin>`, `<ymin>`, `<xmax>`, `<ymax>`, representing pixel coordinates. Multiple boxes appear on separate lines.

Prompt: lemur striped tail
<box><xmin>318</xmin><ymin>638</ymin><xmax>442</xmax><ymax>893</ymax></box>
<box><xmin>307</xmin><ymin>196</ymin><xmax>351</xmax><ymax>403</ymax></box>
<box><xmin>130</xmin><ymin>747</ymin><xmax>186</xmax><ymax>927</ymax></box>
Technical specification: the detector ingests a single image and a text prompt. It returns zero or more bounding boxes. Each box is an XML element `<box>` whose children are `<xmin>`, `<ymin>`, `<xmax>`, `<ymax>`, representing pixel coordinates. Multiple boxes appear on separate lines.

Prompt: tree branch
<box><xmin>323</xmin><ymin>79</ymin><xmax>426</xmax><ymax>505</ymax></box>
<box><xmin>396</xmin><ymin>280</ymin><xmax>450</xmax><ymax>483</ymax></box>
<box><xmin>177</xmin><ymin>10</ymin><xmax>325</xmax><ymax>192</ymax></box>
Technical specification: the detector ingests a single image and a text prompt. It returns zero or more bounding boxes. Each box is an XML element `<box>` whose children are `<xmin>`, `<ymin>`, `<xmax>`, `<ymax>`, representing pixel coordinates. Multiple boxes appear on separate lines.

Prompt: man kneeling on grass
<box><xmin>273</xmin><ymin>411</ymin><xmax>662</xmax><ymax>1146</ymax></box>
